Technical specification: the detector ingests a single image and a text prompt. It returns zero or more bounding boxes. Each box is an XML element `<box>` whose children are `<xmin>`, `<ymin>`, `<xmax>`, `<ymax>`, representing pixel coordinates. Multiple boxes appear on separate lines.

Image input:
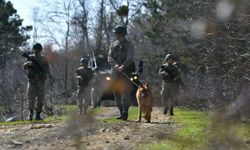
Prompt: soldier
<box><xmin>23</xmin><ymin>43</ymin><xmax>51</xmax><ymax>121</ymax></box>
<box><xmin>159</xmin><ymin>54</ymin><xmax>181</xmax><ymax>116</ymax></box>
<box><xmin>108</xmin><ymin>25</ymin><xmax>134</xmax><ymax>120</ymax></box>
<box><xmin>76</xmin><ymin>57</ymin><xmax>93</xmax><ymax>115</ymax></box>
<box><xmin>91</xmin><ymin>68</ymin><xmax>103</xmax><ymax>108</ymax></box>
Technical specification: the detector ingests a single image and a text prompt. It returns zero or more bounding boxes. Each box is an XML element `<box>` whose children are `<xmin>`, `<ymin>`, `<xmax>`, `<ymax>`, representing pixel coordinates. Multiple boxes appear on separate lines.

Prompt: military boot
<box><xmin>35</xmin><ymin>112</ymin><xmax>43</xmax><ymax>120</ymax></box>
<box><xmin>122</xmin><ymin>107</ymin><xmax>129</xmax><ymax>121</ymax></box>
<box><xmin>28</xmin><ymin>111</ymin><xmax>34</xmax><ymax>121</ymax></box>
<box><xmin>163</xmin><ymin>107</ymin><xmax>168</xmax><ymax>115</ymax></box>
<box><xmin>116</xmin><ymin>107</ymin><xmax>123</xmax><ymax>119</ymax></box>
<box><xmin>78</xmin><ymin>106</ymin><xmax>83</xmax><ymax>115</ymax></box>
<box><xmin>170</xmin><ymin>106</ymin><xmax>174</xmax><ymax>116</ymax></box>
<box><xmin>83</xmin><ymin>106</ymin><xmax>88</xmax><ymax>115</ymax></box>
<box><xmin>84</xmin><ymin>103</ymin><xmax>90</xmax><ymax>115</ymax></box>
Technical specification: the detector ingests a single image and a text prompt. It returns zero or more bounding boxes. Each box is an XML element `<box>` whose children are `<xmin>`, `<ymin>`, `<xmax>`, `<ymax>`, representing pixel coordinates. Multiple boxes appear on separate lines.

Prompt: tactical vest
<box><xmin>160</xmin><ymin>64</ymin><xmax>179</xmax><ymax>82</ymax></box>
<box><xmin>76</xmin><ymin>67</ymin><xmax>93</xmax><ymax>86</ymax></box>
<box><xmin>27</xmin><ymin>54</ymin><xmax>48</xmax><ymax>80</ymax></box>
<box><xmin>111</xmin><ymin>40</ymin><xmax>135</xmax><ymax>75</ymax></box>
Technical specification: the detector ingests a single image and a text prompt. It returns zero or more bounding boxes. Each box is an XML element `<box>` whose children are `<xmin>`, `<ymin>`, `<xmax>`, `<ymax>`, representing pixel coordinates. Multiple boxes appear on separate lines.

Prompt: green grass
<box><xmin>61</xmin><ymin>105</ymin><xmax>78</xmax><ymax>113</ymax></box>
<box><xmin>237</xmin><ymin>123</ymin><xmax>250</xmax><ymax>140</ymax></box>
<box><xmin>172</xmin><ymin>108</ymin><xmax>209</xmax><ymax>147</ymax></box>
<box><xmin>128</xmin><ymin>106</ymin><xmax>139</xmax><ymax>120</ymax></box>
<box><xmin>0</xmin><ymin>105</ymin><xmax>132</xmax><ymax>125</ymax></box>
<box><xmin>89</xmin><ymin>107</ymin><xmax>103</xmax><ymax>115</ymax></box>
<box><xmin>139</xmin><ymin>108</ymin><xmax>250</xmax><ymax>150</ymax></box>
<box><xmin>0</xmin><ymin>115</ymin><xmax>69</xmax><ymax>126</ymax></box>
<box><xmin>1</xmin><ymin>106</ymin><xmax>249</xmax><ymax>149</ymax></box>
<box><xmin>102</xmin><ymin>117</ymin><xmax>122</xmax><ymax>123</ymax></box>
<box><xmin>142</xmin><ymin>108</ymin><xmax>209</xmax><ymax>150</ymax></box>
<box><xmin>102</xmin><ymin>106</ymin><xmax>138</xmax><ymax>123</ymax></box>
<box><xmin>0</xmin><ymin>105</ymin><xmax>102</xmax><ymax>126</ymax></box>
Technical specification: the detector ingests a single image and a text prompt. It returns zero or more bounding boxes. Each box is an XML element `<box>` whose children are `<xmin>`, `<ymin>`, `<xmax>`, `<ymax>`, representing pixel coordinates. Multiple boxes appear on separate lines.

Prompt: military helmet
<box><xmin>113</xmin><ymin>25</ymin><xmax>127</xmax><ymax>35</ymax></box>
<box><xmin>32</xmin><ymin>43</ymin><xmax>43</xmax><ymax>51</ymax></box>
<box><xmin>165</xmin><ymin>54</ymin><xmax>175</xmax><ymax>61</ymax></box>
<box><xmin>80</xmin><ymin>57</ymin><xmax>88</xmax><ymax>65</ymax></box>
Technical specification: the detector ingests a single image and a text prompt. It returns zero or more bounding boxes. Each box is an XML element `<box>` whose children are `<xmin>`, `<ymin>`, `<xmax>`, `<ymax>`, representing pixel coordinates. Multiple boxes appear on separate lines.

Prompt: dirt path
<box><xmin>0</xmin><ymin>107</ymin><xmax>177</xmax><ymax>150</ymax></box>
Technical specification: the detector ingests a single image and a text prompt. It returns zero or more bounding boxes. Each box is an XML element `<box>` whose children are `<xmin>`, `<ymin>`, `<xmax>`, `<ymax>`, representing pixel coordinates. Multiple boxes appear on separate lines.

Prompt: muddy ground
<box><xmin>0</xmin><ymin>107</ymin><xmax>177</xmax><ymax>150</ymax></box>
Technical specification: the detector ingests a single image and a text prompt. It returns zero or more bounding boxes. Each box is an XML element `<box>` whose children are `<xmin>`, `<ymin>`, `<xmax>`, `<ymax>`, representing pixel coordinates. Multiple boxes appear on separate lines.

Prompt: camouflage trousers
<box><xmin>111</xmin><ymin>73</ymin><xmax>133</xmax><ymax>110</ymax></box>
<box><xmin>161</xmin><ymin>81</ymin><xmax>179</xmax><ymax>110</ymax></box>
<box><xmin>27</xmin><ymin>79</ymin><xmax>45</xmax><ymax>113</ymax></box>
<box><xmin>91</xmin><ymin>86</ymin><xmax>102</xmax><ymax>107</ymax></box>
<box><xmin>77</xmin><ymin>85</ymin><xmax>91</xmax><ymax>113</ymax></box>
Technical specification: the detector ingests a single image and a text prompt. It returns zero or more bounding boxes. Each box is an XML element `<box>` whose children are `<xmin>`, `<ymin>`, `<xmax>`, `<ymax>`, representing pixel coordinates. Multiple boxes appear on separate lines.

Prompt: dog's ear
<box><xmin>139</xmin><ymin>82</ymin><xmax>143</xmax><ymax>88</ymax></box>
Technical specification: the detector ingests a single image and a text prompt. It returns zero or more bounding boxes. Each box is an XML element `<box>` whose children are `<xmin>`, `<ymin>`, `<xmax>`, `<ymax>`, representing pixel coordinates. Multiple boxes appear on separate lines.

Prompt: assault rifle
<box><xmin>160</xmin><ymin>63</ymin><xmax>181</xmax><ymax>82</ymax></box>
<box><xmin>21</xmin><ymin>52</ymin><xmax>44</xmax><ymax>73</ymax></box>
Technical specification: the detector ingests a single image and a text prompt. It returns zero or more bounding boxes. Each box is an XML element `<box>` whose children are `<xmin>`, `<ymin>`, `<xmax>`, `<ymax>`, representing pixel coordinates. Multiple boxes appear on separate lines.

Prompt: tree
<box><xmin>108</xmin><ymin>0</ymin><xmax>131</xmax><ymax>26</ymax></box>
<box><xmin>94</xmin><ymin>0</ymin><xmax>105</xmax><ymax>52</ymax></box>
<box><xmin>0</xmin><ymin>0</ymin><xmax>32</xmax><ymax>119</ymax></box>
<box><xmin>108</xmin><ymin>0</ymin><xmax>143</xmax><ymax>26</ymax></box>
<box><xmin>72</xmin><ymin>0</ymin><xmax>90</xmax><ymax>53</ymax></box>
<box><xmin>0</xmin><ymin>0</ymin><xmax>31</xmax><ymax>57</ymax></box>
<box><xmin>130</xmin><ymin>0</ymin><xmax>250</xmax><ymax>108</ymax></box>
<box><xmin>93</xmin><ymin>0</ymin><xmax>115</xmax><ymax>52</ymax></box>
<box><xmin>40</xmin><ymin>0</ymin><xmax>75</xmax><ymax>91</ymax></box>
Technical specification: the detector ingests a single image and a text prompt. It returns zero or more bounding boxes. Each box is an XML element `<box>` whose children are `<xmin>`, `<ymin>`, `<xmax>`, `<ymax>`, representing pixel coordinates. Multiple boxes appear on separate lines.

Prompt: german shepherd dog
<box><xmin>136</xmin><ymin>83</ymin><xmax>153</xmax><ymax>123</ymax></box>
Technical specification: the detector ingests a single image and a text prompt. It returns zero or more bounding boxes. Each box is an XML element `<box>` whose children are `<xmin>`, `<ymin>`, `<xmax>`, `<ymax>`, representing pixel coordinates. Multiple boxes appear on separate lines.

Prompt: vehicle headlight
<box><xmin>133</xmin><ymin>76</ymin><xmax>138</xmax><ymax>80</ymax></box>
<box><xmin>106</xmin><ymin>76</ymin><xmax>111</xmax><ymax>81</ymax></box>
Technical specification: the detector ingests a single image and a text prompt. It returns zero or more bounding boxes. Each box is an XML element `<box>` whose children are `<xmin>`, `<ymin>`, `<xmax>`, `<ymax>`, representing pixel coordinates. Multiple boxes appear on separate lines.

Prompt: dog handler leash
<box><xmin>121</xmin><ymin>71</ymin><xmax>140</xmax><ymax>88</ymax></box>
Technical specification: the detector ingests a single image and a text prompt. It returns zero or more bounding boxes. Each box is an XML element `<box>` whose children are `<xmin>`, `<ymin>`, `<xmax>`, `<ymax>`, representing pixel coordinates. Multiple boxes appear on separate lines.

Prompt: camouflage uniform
<box><xmin>159</xmin><ymin>54</ymin><xmax>181</xmax><ymax>116</ymax></box>
<box><xmin>23</xmin><ymin>43</ymin><xmax>51</xmax><ymax>120</ymax></box>
<box><xmin>108</xmin><ymin>35</ymin><xmax>134</xmax><ymax>120</ymax></box>
<box><xmin>76</xmin><ymin>60</ymin><xmax>93</xmax><ymax>114</ymax></box>
<box><xmin>91</xmin><ymin>70</ymin><xmax>104</xmax><ymax>108</ymax></box>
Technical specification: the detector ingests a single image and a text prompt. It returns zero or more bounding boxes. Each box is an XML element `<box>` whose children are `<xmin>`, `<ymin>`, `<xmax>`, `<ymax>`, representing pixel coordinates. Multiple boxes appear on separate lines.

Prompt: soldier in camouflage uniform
<box><xmin>76</xmin><ymin>57</ymin><xmax>93</xmax><ymax>115</ymax></box>
<box><xmin>91</xmin><ymin>68</ymin><xmax>103</xmax><ymax>108</ymax></box>
<box><xmin>159</xmin><ymin>54</ymin><xmax>181</xmax><ymax>116</ymax></box>
<box><xmin>23</xmin><ymin>43</ymin><xmax>51</xmax><ymax>121</ymax></box>
<box><xmin>108</xmin><ymin>25</ymin><xmax>134</xmax><ymax>120</ymax></box>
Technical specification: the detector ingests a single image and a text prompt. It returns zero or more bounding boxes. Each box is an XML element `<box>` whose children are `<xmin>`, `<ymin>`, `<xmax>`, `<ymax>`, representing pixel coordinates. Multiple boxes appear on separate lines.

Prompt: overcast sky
<box><xmin>9</xmin><ymin>0</ymin><xmax>42</xmax><ymax>26</ymax></box>
<box><xmin>8</xmin><ymin>0</ymin><xmax>100</xmax><ymax>49</ymax></box>
<box><xmin>9</xmin><ymin>0</ymin><xmax>100</xmax><ymax>27</ymax></box>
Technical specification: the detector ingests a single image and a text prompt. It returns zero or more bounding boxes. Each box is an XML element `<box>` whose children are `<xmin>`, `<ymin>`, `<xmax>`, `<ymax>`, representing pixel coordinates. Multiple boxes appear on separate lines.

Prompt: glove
<box><xmin>161</xmin><ymin>72</ymin><xmax>169</xmax><ymax>80</ymax></box>
<box><xmin>77</xmin><ymin>76</ymin><xmax>83</xmax><ymax>80</ymax></box>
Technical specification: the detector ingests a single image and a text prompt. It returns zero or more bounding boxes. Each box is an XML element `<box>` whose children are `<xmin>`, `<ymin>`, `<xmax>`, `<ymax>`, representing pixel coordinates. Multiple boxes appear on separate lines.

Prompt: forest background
<box><xmin>0</xmin><ymin>0</ymin><xmax>249</xmax><ymax>121</ymax></box>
